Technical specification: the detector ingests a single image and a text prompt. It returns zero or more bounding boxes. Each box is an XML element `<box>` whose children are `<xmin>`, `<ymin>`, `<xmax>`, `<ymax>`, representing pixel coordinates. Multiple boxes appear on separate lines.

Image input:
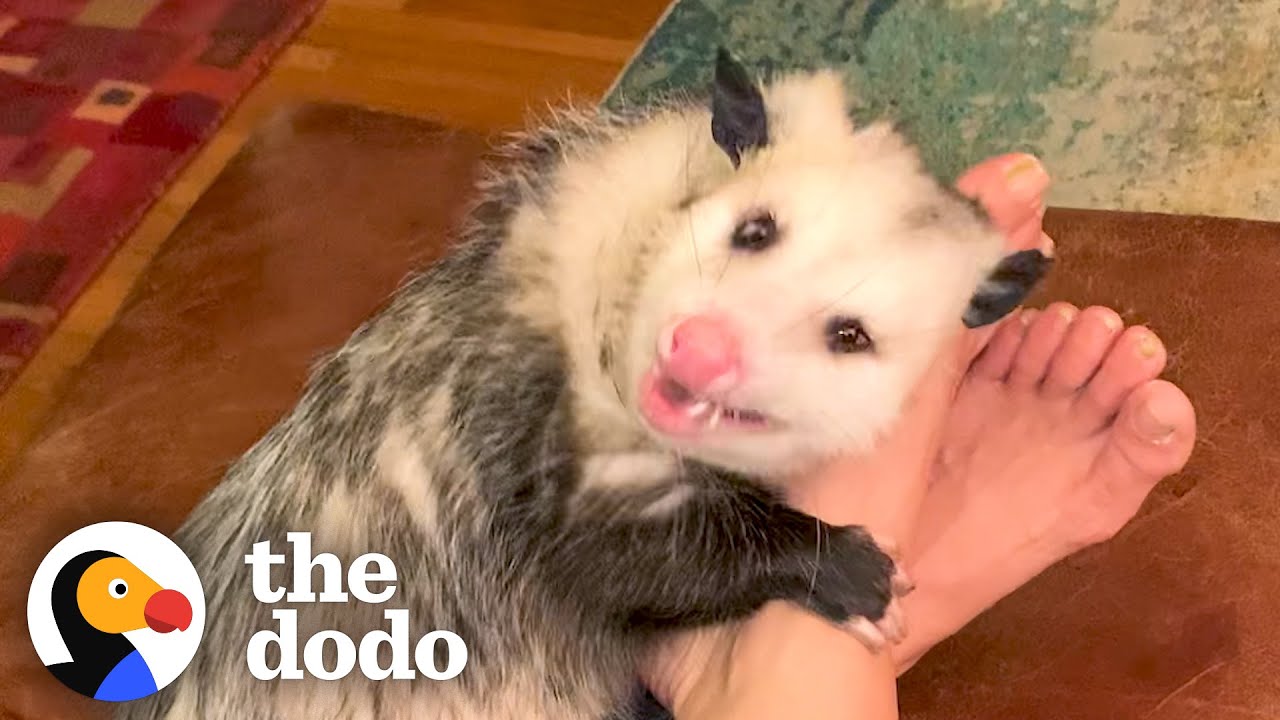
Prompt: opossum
<box><xmin>117</xmin><ymin>50</ymin><xmax>1049</xmax><ymax>720</ymax></box>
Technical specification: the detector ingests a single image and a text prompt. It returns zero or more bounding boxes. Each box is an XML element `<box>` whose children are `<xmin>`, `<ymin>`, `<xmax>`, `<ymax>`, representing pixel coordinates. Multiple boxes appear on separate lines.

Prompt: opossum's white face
<box><xmin>621</xmin><ymin>70</ymin><xmax>1005</xmax><ymax>478</ymax></box>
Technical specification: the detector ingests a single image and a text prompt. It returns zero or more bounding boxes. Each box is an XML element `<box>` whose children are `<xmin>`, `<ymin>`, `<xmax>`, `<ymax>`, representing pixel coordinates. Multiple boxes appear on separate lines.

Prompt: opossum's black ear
<box><xmin>711</xmin><ymin>47</ymin><xmax>769</xmax><ymax>168</ymax></box>
<box><xmin>963</xmin><ymin>249</ymin><xmax>1054</xmax><ymax>328</ymax></box>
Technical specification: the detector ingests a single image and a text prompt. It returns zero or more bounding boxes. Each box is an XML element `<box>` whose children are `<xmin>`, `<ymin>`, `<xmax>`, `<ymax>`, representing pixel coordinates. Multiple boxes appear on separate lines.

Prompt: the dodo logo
<box><xmin>26</xmin><ymin>521</ymin><xmax>206</xmax><ymax>702</ymax></box>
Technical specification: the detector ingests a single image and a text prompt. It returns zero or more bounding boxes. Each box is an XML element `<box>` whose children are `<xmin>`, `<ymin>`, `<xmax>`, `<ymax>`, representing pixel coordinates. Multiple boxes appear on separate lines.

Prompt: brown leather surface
<box><xmin>0</xmin><ymin>103</ymin><xmax>491</xmax><ymax>719</ymax></box>
<box><xmin>0</xmin><ymin>102</ymin><xmax>1273</xmax><ymax>719</ymax></box>
<box><xmin>899</xmin><ymin>211</ymin><xmax>1278</xmax><ymax>720</ymax></box>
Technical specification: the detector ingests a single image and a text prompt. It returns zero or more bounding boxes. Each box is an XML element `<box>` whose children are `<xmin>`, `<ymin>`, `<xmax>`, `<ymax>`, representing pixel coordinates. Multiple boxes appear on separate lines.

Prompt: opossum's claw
<box><xmin>871</xmin><ymin>534</ymin><xmax>916</xmax><ymax>597</ymax></box>
<box><xmin>846</xmin><ymin>596</ymin><xmax>907</xmax><ymax>652</ymax></box>
<box><xmin>844</xmin><ymin>534</ymin><xmax>912</xmax><ymax>652</ymax></box>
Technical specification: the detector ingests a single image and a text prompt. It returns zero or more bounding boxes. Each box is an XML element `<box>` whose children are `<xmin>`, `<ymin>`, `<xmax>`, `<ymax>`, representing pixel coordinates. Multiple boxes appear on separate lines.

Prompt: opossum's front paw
<box><xmin>874</xmin><ymin>535</ymin><xmax>916</xmax><ymax>598</ymax></box>
<box><xmin>804</xmin><ymin>529</ymin><xmax>913</xmax><ymax>654</ymax></box>
<box><xmin>846</xmin><ymin>597</ymin><xmax>907</xmax><ymax>652</ymax></box>
<box><xmin>845</xmin><ymin>535</ymin><xmax>914</xmax><ymax>651</ymax></box>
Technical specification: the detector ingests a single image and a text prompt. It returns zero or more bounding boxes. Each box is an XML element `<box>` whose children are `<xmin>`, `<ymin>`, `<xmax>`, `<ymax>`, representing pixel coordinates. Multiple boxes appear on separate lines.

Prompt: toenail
<box><xmin>1136</xmin><ymin>331</ymin><xmax>1161</xmax><ymax>358</ymax></box>
<box><xmin>1102</xmin><ymin>313</ymin><xmax>1123</xmax><ymax>332</ymax></box>
<box><xmin>1020</xmin><ymin>309</ymin><xmax>1038</xmax><ymax>326</ymax></box>
<box><xmin>1057</xmin><ymin>305</ymin><xmax>1077</xmax><ymax>322</ymax></box>
<box><xmin>1135</xmin><ymin>400</ymin><xmax>1176</xmax><ymax>445</ymax></box>
<box><xmin>1005</xmin><ymin>155</ymin><xmax>1050</xmax><ymax>200</ymax></box>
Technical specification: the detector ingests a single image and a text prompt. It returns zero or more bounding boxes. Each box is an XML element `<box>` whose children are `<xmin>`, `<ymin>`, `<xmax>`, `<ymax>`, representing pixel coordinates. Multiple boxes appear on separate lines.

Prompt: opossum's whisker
<box><xmin>712</xmin><ymin>245</ymin><xmax>732</xmax><ymax>289</ymax></box>
<box><xmin>812</xmin><ymin>405</ymin><xmax>874</xmax><ymax>459</ymax></box>
<box><xmin>808</xmin><ymin>514</ymin><xmax>823</xmax><ymax>600</ymax></box>
<box><xmin>684</xmin><ymin>122</ymin><xmax>703</xmax><ymax>279</ymax></box>
<box><xmin>597</xmin><ymin>158</ymin><xmax>638</xmax><ymax>293</ymax></box>
<box><xmin>608</xmin><ymin>370</ymin><xmax>625</xmax><ymax>406</ymax></box>
<box><xmin>744</xmin><ymin>145</ymin><xmax>776</xmax><ymax>214</ymax></box>
<box><xmin>767</xmin><ymin>265</ymin><xmax>879</xmax><ymax>341</ymax></box>
<box><xmin>590</xmin><ymin>207</ymin><xmax>632</xmax><ymax>410</ymax></box>
<box><xmin>766</xmin><ymin>240</ymin><xmax>907</xmax><ymax>342</ymax></box>
<box><xmin>713</xmin><ymin>145</ymin><xmax>778</xmax><ymax>291</ymax></box>
<box><xmin>878</xmin><ymin>321</ymin><xmax>970</xmax><ymax>341</ymax></box>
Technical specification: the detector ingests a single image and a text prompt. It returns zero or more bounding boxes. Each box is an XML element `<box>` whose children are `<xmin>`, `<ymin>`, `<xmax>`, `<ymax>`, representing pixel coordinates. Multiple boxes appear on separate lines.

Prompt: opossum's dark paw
<box><xmin>843</xmin><ymin>535</ymin><xmax>912</xmax><ymax>652</ymax></box>
<box><xmin>846</xmin><ymin>595</ymin><xmax>908</xmax><ymax>652</ymax></box>
<box><xmin>800</xmin><ymin>526</ymin><xmax>910</xmax><ymax>650</ymax></box>
<box><xmin>873</xmin><ymin>535</ymin><xmax>916</xmax><ymax>597</ymax></box>
<box><xmin>964</xmin><ymin>248</ymin><xmax>1055</xmax><ymax>328</ymax></box>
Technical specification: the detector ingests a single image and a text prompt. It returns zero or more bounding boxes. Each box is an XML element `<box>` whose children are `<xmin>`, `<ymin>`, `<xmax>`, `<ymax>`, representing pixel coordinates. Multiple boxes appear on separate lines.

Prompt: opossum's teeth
<box><xmin>644</xmin><ymin>367</ymin><xmax>770</xmax><ymax>432</ymax></box>
<box><xmin>686</xmin><ymin>400</ymin><xmax>713</xmax><ymax>420</ymax></box>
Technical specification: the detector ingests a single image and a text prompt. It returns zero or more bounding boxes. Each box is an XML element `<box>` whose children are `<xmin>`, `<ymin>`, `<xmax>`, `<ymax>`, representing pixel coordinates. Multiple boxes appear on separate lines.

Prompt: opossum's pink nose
<box><xmin>661</xmin><ymin>314</ymin><xmax>740</xmax><ymax>394</ymax></box>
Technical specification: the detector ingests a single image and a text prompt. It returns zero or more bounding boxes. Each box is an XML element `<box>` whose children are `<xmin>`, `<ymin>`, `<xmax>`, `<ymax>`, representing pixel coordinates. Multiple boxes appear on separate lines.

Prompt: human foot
<box><xmin>892</xmin><ymin>304</ymin><xmax>1197</xmax><ymax>672</ymax></box>
<box><xmin>785</xmin><ymin>153</ymin><xmax>1053</xmax><ymax>535</ymax></box>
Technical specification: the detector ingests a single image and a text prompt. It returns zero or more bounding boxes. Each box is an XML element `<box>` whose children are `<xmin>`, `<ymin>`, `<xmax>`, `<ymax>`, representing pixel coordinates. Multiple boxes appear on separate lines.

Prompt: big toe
<box><xmin>1090</xmin><ymin>380</ymin><xmax>1196</xmax><ymax>515</ymax></box>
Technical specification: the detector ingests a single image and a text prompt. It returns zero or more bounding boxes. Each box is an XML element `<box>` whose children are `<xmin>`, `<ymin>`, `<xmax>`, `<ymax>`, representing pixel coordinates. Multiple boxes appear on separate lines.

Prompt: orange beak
<box><xmin>143</xmin><ymin>588</ymin><xmax>192</xmax><ymax>633</ymax></box>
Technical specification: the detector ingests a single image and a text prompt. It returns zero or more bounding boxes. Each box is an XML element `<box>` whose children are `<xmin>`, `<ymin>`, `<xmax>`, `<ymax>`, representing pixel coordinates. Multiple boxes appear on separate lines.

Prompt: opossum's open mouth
<box><xmin>639</xmin><ymin>367</ymin><xmax>770</xmax><ymax>436</ymax></box>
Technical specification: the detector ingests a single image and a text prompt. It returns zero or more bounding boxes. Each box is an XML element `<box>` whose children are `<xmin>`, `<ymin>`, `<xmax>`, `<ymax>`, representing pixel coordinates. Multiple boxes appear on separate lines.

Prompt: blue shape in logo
<box><xmin>94</xmin><ymin>649</ymin><xmax>159</xmax><ymax>702</ymax></box>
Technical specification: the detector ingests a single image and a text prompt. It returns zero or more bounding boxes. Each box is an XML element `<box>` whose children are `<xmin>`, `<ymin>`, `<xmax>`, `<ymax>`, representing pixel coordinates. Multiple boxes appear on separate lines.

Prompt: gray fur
<box><xmin>111</xmin><ymin>62</ymin><xmax>997</xmax><ymax>720</ymax></box>
<box><xmin>110</xmin><ymin>101</ymin><xmax>701</xmax><ymax>720</ymax></box>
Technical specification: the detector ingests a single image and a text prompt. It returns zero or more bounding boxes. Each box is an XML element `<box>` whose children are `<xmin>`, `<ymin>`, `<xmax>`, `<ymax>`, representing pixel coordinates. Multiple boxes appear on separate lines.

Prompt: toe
<box><xmin>1073</xmin><ymin>326</ymin><xmax>1168</xmax><ymax>433</ymax></box>
<box><xmin>1007</xmin><ymin>302</ymin><xmax>1078</xmax><ymax>389</ymax></box>
<box><xmin>1105</xmin><ymin>380</ymin><xmax>1197</xmax><ymax>476</ymax></box>
<box><xmin>970</xmin><ymin>308</ymin><xmax>1035</xmax><ymax>380</ymax></box>
<box><xmin>1082</xmin><ymin>380</ymin><xmax>1196</xmax><ymax>542</ymax></box>
<box><xmin>955</xmin><ymin>154</ymin><xmax>1049</xmax><ymax>238</ymax></box>
<box><xmin>1041</xmin><ymin>306</ymin><xmax>1125</xmax><ymax>397</ymax></box>
<box><xmin>999</xmin><ymin>211</ymin><xmax>1054</xmax><ymax>257</ymax></box>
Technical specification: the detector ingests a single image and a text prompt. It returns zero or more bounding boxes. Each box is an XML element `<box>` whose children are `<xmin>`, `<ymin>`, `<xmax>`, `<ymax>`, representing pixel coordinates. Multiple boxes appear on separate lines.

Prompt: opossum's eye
<box><xmin>825</xmin><ymin>316</ymin><xmax>874</xmax><ymax>354</ymax></box>
<box><xmin>730</xmin><ymin>211</ymin><xmax>777</xmax><ymax>252</ymax></box>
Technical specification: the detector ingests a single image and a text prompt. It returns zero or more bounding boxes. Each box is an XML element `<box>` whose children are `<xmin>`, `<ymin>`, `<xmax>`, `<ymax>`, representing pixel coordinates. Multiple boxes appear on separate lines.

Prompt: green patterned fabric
<box><xmin>604</xmin><ymin>1</ymin><xmax>1277</xmax><ymax>222</ymax></box>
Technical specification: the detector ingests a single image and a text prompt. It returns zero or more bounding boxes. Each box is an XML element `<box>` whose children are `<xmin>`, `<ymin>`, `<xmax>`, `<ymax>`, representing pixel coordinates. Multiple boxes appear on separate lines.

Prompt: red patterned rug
<box><xmin>0</xmin><ymin>0</ymin><xmax>324</xmax><ymax>393</ymax></box>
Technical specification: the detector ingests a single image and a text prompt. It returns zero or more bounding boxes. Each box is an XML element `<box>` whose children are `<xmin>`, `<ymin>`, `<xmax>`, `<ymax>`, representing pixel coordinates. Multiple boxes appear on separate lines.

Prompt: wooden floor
<box><xmin>0</xmin><ymin>0</ymin><xmax>671</xmax><ymax>473</ymax></box>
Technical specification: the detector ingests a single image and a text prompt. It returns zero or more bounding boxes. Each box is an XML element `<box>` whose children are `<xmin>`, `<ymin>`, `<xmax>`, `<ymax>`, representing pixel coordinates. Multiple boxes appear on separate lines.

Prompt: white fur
<box><xmin>580</xmin><ymin>451</ymin><xmax>681</xmax><ymax>491</ymax></box>
<box><xmin>523</xmin><ymin>71</ymin><xmax>1003</xmax><ymax>479</ymax></box>
<box><xmin>376</xmin><ymin>416</ymin><xmax>442</xmax><ymax>531</ymax></box>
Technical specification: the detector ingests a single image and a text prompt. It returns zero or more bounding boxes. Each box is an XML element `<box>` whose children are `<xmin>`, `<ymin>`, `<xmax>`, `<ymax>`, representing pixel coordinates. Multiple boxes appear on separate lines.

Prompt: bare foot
<box><xmin>892</xmin><ymin>304</ymin><xmax>1197</xmax><ymax>671</ymax></box>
